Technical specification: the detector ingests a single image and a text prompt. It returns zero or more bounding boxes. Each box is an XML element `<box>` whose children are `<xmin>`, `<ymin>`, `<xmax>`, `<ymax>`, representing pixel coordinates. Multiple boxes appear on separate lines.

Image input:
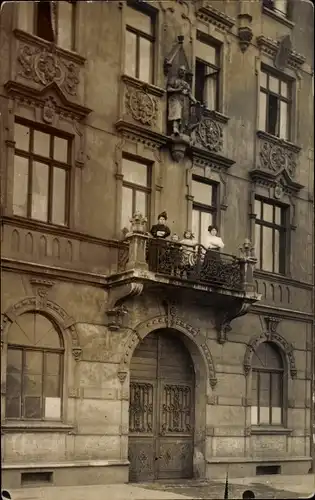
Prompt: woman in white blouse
<box><xmin>206</xmin><ymin>225</ymin><xmax>224</xmax><ymax>251</ymax></box>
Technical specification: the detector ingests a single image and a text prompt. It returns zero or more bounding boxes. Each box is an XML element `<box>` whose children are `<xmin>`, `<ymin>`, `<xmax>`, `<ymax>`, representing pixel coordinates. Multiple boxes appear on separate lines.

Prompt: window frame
<box><xmin>121</xmin><ymin>155</ymin><xmax>152</xmax><ymax>231</ymax></box>
<box><xmin>192</xmin><ymin>176</ymin><xmax>218</xmax><ymax>245</ymax></box>
<box><xmin>13</xmin><ymin>119</ymin><xmax>72</xmax><ymax>227</ymax></box>
<box><xmin>34</xmin><ymin>0</ymin><xmax>77</xmax><ymax>51</ymax></box>
<box><xmin>195</xmin><ymin>32</ymin><xmax>221</xmax><ymax>111</ymax></box>
<box><xmin>251</xmin><ymin>343</ymin><xmax>285</xmax><ymax>427</ymax></box>
<box><xmin>125</xmin><ymin>2</ymin><xmax>156</xmax><ymax>84</ymax></box>
<box><xmin>254</xmin><ymin>197</ymin><xmax>289</xmax><ymax>275</ymax></box>
<box><xmin>259</xmin><ymin>68</ymin><xmax>292</xmax><ymax>141</ymax></box>
<box><xmin>262</xmin><ymin>0</ymin><xmax>289</xmax><ymax>18</ymax></box>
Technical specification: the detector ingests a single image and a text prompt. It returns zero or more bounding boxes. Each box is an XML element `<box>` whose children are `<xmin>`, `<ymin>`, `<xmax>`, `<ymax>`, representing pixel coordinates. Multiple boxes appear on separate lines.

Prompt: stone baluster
<box><xmin>124</xmin><ymin>212</ymin><xmax>149</xmax><ymax>271</ymax></box>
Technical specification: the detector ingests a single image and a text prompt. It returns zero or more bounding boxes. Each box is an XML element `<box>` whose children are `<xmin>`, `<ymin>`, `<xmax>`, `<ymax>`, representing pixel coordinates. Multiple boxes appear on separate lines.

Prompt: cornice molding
<box><xmin>121</xmin><ymin>74</ymin><xmax>165</xmax><ymax>98</ymax></box>
<box><xmin>195</xmin><ymin>2</ymin><xmax>235</xmax><ymax>32</ymax></box>
<box><xmin>4</xmin><ymin>80</ymin><xmax>92</xmax><ymax>120</ymax></box>
<box><xmin>191</xmin><ymin>146</ymin><xmax>235</xmax><ymax>172</ymax></box>
<box><xmin>115</xmin><ymin>119</ymin><xmax>168</xmax><ymax>149</ymax></box>
<box><xmin>256</xmin><ymin>35</ymin><xmax>305</xmax><ymax>70</ymax></box>
<box><xmin>257</xmin><ymin>131</ymin><xmax>301</xmax><ymax>154</ymax></box>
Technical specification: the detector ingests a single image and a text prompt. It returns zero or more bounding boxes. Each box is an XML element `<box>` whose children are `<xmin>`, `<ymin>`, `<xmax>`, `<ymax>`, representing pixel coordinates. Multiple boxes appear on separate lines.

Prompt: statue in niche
<box><xmin>167</xmin><ymin>65</ymin><xmax>197</xmax><ymax>136</ymax></box>
<box><xmin>150</xmin><ymin>211</ymin><xmax>171</xmax><ymax>239</ymax></box>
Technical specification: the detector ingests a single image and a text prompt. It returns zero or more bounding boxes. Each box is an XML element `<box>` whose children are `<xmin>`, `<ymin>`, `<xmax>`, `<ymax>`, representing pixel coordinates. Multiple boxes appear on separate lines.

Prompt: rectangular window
<box><xmin>263</xmin><ymin>0</ymin><xmax>288</xmax><ymax>17</ymax></box>
<box><xmin>125</xmin><ymin>4</ymin><xmax>155</xmax><ymax>84</ymax></box>
<box><xmin>259</xmin><ymin>69</ymin><xmax>291</xmax><ymax>140</ymax></box>
<box><xmin>121</xmin><ymin>157</ymin><xmax>151</xmax><ymax>232</ymax></box>
<box><xmin>192</xmin><ymin>178</ymin><xmax>217</xmax><ymax>246</ymax></box>
<box><xmin>251</xmin><ymin>371</ymin><xmax>283</xmax><ymax>425</ymax></box>
<box><xmin>13</xmin><ymin>121</ymin><xmax>71</xmax><ymax>226</ymax></box>
<box><xmin>254</xmin><ymin>198</ymin><xmax>287</xmax><ymax>274</ymax></box>
<box><xmin>35</xmin><ymin>1</ymin><xmax>76</xmax><ymax>51</ymax></box>
<box><xmin>195</xmin><ymin>33</ymin><xmax>220</xmax><ymax>111</ymax></box>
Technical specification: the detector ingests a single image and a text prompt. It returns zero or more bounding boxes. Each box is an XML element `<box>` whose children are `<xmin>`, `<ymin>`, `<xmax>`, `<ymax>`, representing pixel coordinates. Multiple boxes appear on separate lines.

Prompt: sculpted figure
<box><xmin>167</xmin><ymin>65</ymin><xmax>197</xmax><ymax>135</ymax></box>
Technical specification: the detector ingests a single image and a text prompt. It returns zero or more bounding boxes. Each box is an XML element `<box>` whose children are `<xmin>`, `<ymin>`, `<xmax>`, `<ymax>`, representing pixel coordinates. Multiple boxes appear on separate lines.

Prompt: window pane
<box><xmin>24</xmin><ymin>396</ymin><xmax>41</xmax><ymax>418</ymax></box>
<box><xmin>195</xmin><ymin>39</ymin><xmax>216</xmax><ymax>65</ymax></box>
<box><xmin>139</xmin><ymin>37</ymin><xmax>152</xmax><ymax>83</ymax></box>
<box><xmin>255</xmin><ymin>224</ymin><xmax>261</xmax><ymax>268</ymax></box>
<box><xmin>263</xmin><ymin>203</ymin><xmax>273</xmax><ymax>223</ymax></box>
<box><xmin>274</xmin><ymin>230</ymin><xmax>280</xmax><ymax>273</ymax></box>
<box><xmin>262</xmin><ymin>226</ymin><xmax>273</xmax><ymax>272</ymax></box>
<box><xmin>53</xmin><ymin>137</ymin><xmax>68</xmax><ymax>163</ymax></box>
<box><xmin>44</xmin><ymin>397</ymin><xmax>61</xmax><ymax>419</ymax></box>
<box><xmin>251</xmin><ymin>371</ymin><xmax>258</xmax><ymax>403</ymax></box>
<box><xmin>272</xmin><ymin>407</ymin><xmax>282</xmax><ymax>424</ymax></box>
<box><xmin>121</xmin><ymin>186</ymin><xmax>133</xmax><ymax>231</ymax></box>
<box><xmin>125</xmin><ymin>30</ymin><xmax>137</xmax><ymax>78</ymax></box>
<box><xmin>192</xmin><ymin>181</ymin><xmax>213</xmax><ymax>205</ymax></box>
<box><xmin>271</xmin><ymin>372</ymin><xmax>282</xmax><ymax>406</ymax></box>
<box><xmin>268</xmin><ymin>94</ymin><xmax>279</xmax><ymax>136</ymax></box>
<box><xmin>57</xmin><ymin>1</ymin><xmax>74</xmax><ymax>51</ymax></box>
<box><xmin>260</xmin><ymin>406</ymin><xmax>270</xmax><ymax>424</ymax></box>
<box><xmin>13</xmin><ymin>155</ymin><xmax>29</xmax><ymax>217</ymax></box>
<box><xmin>251</xmin><ymin>405</ymin><xmax>258</xmax><ymax>425</ymax></box>
<box><xmin>259</xmin><ymin>91</ymin><xmax>267</xmax><ymax>131</ymax></box>
<box><xmin>269</xmin><ymin>75</ymin><xmax>280</xmax><ymax>93</ymax></box>
<box><xmin>279</xmin><ymin>101</ymin><xmax>288</xmax><ymax>140</ymax></box>
<box><xmin>205</xmin><ymin>75</ymin><xmax>217</xmax><ymax>110</ymax></box>
<box><xmin>192</xmin><ymin>210</ymin><xmax>200</xmax><ymax>243</ymax></box>
<box><xmin>135</xmin><ymin>190</ymin><xmax>146</xmax><ymax>216</ymax></box>
<box><xmin>15</xmin><ymin>123</ymin><xmax>30</xmax><ymax>151</ymax></box>
<box><xmin>24</xmin><ymin>373</ymin><xmax>43</xmax><ymax>396</ymax></box>
<box><xmin>122</xmin><ymin>158</ymin><xmax>148</xmax><ymax>186</ymax></box>
<box><xmin>31</xmin><ymin>162</ymin><xmax>49</xmax><ymax>221</ymax></box>
<box><xmin>6</xmin><ymin>349</ymin><xmax>22</xmax><ymax>405</ymax></box>
<box><xmin>25</xmin><ymin>351</ymin><xmax>42</xmax><ymax>375</ymax></box>
<box><xmin>200</xmin><ymin>211</ymin><xmax>213</xmax><ymax>247</ymax></box>
<box><xmin>52</xmin><ymin>168</ymin><xmax>66</xmax><ymax>225</ymax></box>
<box><xmin>45</xmin><ymin>353</ymin><xmax>61</xmax><ymax>376</ymax></box>
<box><xmin>259</xmin><ymin>372</ymin><xmax>270</xmax><ymax>406</ymax></box>
<box><xmin>280</xmin><ymin>81</ymin><xmax>288</xmax><ymax>98</ymax></box>
<box><xmin>260</xmin><ymin>72</ymin><xmax>267</xmax><ymax>89</ymax></box>
<box><xmin>44</xmin><ymin>376</ymin><xmax>60</xmax><ymax>398</ymax></box>
<box><xmin>6</xmin><ymin>398</ymin><xmax>21</xmax><ymax>418</ymax></box>
<box><xmin>33</xmin><ymin>130</ymin><xmax>50</xmax><ymax>158</ymax></box>
<box><xmin>275</xmin><ymin>206</ymin><xmax>281</xmax><ymax>225</ymax></box>
<box><xmin>126</xmin><ymin>6</ymin><xmax>152</xmax><ymax>35</ymax></box>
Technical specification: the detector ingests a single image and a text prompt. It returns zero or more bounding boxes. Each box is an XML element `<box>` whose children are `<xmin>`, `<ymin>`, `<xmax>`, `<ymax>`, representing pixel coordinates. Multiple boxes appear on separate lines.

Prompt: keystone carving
<box><xmin>125</xmin><ymin>87</ymin><xmax>158</xmax><ymax>126</ymax></box>
<box><xmin>238</xmin><ymin>26</ymin><xmax>253</xmax><ymax>53</ymax></box>
<box><xmin>260</xmin><ymin>140</ymin><xmax>297</xmax><ymax>179</ymax></box>
<box><xmin>264</xmin><ymin>316</ymin><xmax>281</xmax><ymax>334</ymax></box>
<box><xmin>42</xmin><ymin>96</ymin><xmax>57</xmax><ymax>123</ymax></box>
<box><xmin>191</xmin><ymin>117</ymin><xmax>223</xmax><ymax>152</ymax></box>
<box><xmin>17</xmin><ymin>44</ymin><xmax>80</xmax><ymax>96</ymax></box>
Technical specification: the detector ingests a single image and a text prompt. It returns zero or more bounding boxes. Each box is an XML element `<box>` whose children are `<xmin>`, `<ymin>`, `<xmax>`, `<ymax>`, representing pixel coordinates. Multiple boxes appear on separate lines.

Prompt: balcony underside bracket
<box><xmin>215</xmin><ymin>300</ymin><xmax>252</xmax><ymax>344</ymax></box>
<box><xmin>106</xmin><ymin>280</ymin><xmax>144</xmax><ymax>331</ymax></box>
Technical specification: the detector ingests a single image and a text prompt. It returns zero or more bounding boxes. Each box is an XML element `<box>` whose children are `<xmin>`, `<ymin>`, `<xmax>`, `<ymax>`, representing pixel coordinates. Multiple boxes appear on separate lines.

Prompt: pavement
<box><xmin>6</xmin><ymin>474</ymin><xmax>315</xmax><ymax>500</ymax></box>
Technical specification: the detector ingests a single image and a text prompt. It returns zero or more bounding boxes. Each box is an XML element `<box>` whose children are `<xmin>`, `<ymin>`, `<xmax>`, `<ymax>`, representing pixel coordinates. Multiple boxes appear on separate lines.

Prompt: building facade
<box><xmin>0</xmin><ymin>0</ymin><xmax>314</xmax><ymax>489</ymax></box>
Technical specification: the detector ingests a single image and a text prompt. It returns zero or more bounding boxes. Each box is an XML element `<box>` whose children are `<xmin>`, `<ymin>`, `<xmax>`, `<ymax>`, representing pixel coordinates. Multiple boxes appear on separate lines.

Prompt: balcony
<box><xmin>106</xmin><ymin>213</ymin><xmax>261</xmax><ymax>344</ymax></box>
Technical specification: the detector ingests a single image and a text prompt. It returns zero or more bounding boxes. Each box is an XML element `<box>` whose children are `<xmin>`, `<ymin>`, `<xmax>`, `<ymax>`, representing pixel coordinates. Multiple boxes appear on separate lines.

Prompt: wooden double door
<box><xmin>128</xmin><ymin>330</ymin><xmax>195</xmax><ymax>482</ymax></box>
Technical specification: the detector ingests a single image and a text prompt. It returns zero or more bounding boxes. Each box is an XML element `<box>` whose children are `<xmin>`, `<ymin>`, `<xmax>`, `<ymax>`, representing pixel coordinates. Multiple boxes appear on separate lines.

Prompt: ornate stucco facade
<box><xmin>0</xmin><ymin>0</ymin><xmax>314</xmax><ymax>489</ymax></box>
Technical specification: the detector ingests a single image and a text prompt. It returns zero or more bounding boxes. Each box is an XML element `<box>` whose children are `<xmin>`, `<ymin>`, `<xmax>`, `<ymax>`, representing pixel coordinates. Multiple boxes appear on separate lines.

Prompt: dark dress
<box><xmin>150</xmin><ymin>224</ymin><xmax>171</xmax><ymax>239</ymax></box>
<box><xmin>149</xmin><ymin>224</ymin><xmax>171</xmax><ymax>271</ymax></box>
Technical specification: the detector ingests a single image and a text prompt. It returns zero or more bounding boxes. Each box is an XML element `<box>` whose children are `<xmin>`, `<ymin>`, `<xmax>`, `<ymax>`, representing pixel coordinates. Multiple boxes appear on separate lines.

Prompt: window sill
<box><xmin>1</xmin><ymin>421</ymin><xmax>75</xmax><ymax>433</ymax></box>
<box><xmin>262</xmin><ymin>7</ymin><xmax>295</xmax><ymax>29</ymax></box>
<box><xmin>13</xmin><ymin>29</ymin><xmax>85</xmax><ymax>65</ymax></box>
<box><xmin>257</xmin><ymin>130</ymin><xmax>301</xmax><ymax>153</ymax></box>
<box><xmin>201</xmin><ymin>108</ymin><xmax>230</xmax><ymax>124</ymax></box>
<box><xmin>251</xmin><ymin>425</ymin><xmax>293</xmax><ymax>435</ymax></box>
<box><xmin>121</xmin><ymin>74</ymin><xmax>165</xmax><ymax>97</ymax></box>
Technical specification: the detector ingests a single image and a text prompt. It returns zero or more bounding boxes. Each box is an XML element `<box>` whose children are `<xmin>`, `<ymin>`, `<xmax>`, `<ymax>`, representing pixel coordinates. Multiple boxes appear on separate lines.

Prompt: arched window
<box><xmin>251</xmin><ymin>342</ymin><xmax>284</xmax><ymax>426</ymax></box>
<box><xmin>5</xmin><ymin>313</ymin><xmax>64</xmax><ymax>421</ymax></box>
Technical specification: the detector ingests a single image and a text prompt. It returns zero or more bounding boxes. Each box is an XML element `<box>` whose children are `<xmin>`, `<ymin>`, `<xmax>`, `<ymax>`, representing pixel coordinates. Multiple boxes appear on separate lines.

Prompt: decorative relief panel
<box><xmin>259</xmin><ymin>139</ymin><xmax>297</xmax><ymax>179</ymax></box>
<box><xmin>191</xmin><ymin>117</ymin><xmax>223</xmax><ymax>153</ymax></box>
<box><xmin>161</xmin><ymin>384</ymin><xmax>192</xmax><ymax>435</ymax></box>
<box><xmin>121</xmin><ymin>75</ymin><xmax>164</xmax><ymax>132</ymax></box>
<box><xmin>17</xmin><ymin>44</ymin><xmax>80</xmax><ymax>96</ymax></box>
<box><xmin>129</xmin><ymin>382</ymin><xmax>154</xmax><ymax>433</ymax></box>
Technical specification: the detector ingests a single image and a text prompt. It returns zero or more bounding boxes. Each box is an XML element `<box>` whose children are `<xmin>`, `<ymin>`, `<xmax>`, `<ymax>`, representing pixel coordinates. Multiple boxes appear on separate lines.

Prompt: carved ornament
<box><xmin>264</xmin><ymin>316</ymin><xmax>281</xmax><ymax>334</ymax></box>
<box><xmin>260</xmin><ymin>140</ymin><xmax>297</xmax><ymax>179</ymax></box>
<box><xmin>238</xmin><ymin>26</ymin><xmax>253</xmax><ymax>53</ymax></box>
<box><xmin>17</xmin><ymin>43</ymin><xmax>80</xmax><ymax>96</ymax></box>
<box><xmin>191</xmin><ymin>117</ymin><xmax>223</xmax><ymax>153</ymax></box>
<box><xmin>42</xmin><ymin>96</ymin><xmax>57</xmax><ymax>123</ymax></box>
<box><xmin>118</xmin><ymin>314</ymin><xmax>217</xmax><ymax>390</ymax></box>
<box><xmin>106</xmin><ymin>282</ymin><xmax>144</xmax><ymax>330</ymax></box>
<box><xmin>195</xmin><ymin>3</ymin><xmax>235</xmax><ymax>32</ymax></box>
<box><xmin>125</xmin><ymin>86</ymin><xmax>158</xmax><ymax>127</ymax></box>
<box><xmin>243</xmin><ymin>332</ymin><xmax>297</xmax><ymax>378</ymax></box>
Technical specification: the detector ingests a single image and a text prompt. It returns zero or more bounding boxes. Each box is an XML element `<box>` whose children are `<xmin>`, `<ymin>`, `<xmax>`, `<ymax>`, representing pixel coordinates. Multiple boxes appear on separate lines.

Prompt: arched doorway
<box><xmin>128</xmin><ymin>329</ymin><xmax>195</xmax><ymax>482</ymax></box>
